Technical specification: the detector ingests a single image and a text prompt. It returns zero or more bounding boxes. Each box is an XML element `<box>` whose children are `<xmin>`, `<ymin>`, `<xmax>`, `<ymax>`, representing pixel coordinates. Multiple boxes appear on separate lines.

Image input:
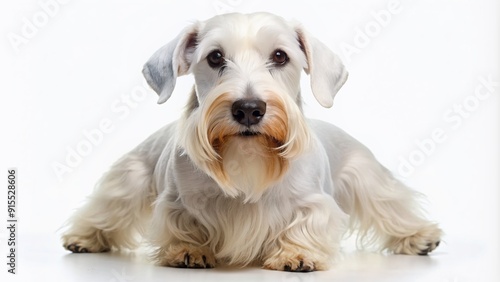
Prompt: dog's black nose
<box><xmin>231</xmin><ymin>99</ymin><xmax>267</xmax><ymax>127</ymax></box>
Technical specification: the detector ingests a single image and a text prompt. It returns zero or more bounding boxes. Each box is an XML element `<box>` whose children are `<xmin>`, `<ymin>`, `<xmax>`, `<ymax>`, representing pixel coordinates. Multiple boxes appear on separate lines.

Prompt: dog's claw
<box><xmin>159</xmin><ymin>244</ymin><xmax>216</xmax><ymax>269</ymax></box>
<box><xmin>418</xmin><ymin>241</ymin><xmax>440</xmax><ymax>256</ymax></box>
<box><xmin>65</xmin><ymin>242</ymin><xmax>109</xmax><ymax>253</ymax></box>
<box><xmin>283</xmin><ymin>260</ymin><xmax>314</xmax><ymax>272</ymax></box>
<box><xmin>174</xmin><ymin>252</ymin><xmax>214</xmax><ymax>269</ymax></box>
<box><xmin>202</xmin><ymin>255</ymin><xmax>214</xmax><ymax>268</ymax></box>
<box><xmin>66</xmin><ymin>243</ymin><xmax>89</xmax><ymax>253</ymax></box>
<box><xmin>298</xmin><ymin>260</ymin><xmax>314</xmax><ymax>272</ymax></box>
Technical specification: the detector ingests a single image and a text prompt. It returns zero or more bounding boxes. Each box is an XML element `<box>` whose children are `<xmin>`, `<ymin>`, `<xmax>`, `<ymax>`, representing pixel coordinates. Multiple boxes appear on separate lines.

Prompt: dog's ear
<box><xmin>296</xmin><ymin>28</ymin><xmax>348</xmax><ymax>108</ymax></box>
<box><xmin>142</xmin><ymin>24</ymin><xmax>199</xmax><ymax>104</ymax></box>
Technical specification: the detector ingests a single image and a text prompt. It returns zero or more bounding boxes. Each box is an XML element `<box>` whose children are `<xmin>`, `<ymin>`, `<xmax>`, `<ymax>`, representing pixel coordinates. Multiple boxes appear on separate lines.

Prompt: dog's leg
<box><xmin>262</xmin><ymin>199</ymin><xmax>346</xmax><ymax>272</ymax></box>
<box><xmin>149</xmin><ymin>192</ymin><xmax>216</xmax><ymax>268</ymax></box>
<box><xmin>61</xmin><ymin>153</ymin><xmax>154</xmax><ymax>253</ymax></box>
<box><xmin>334</xmin><ymin>150</ymin><xmax>442</xmax><ymax>255</ymax></box>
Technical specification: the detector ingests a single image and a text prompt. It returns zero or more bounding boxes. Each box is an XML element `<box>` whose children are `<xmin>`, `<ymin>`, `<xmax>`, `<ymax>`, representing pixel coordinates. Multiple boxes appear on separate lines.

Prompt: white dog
<box><xmin>62</xmin><ymin>12</ymin><xmax>442</xmax><ymax>272</ymax></box>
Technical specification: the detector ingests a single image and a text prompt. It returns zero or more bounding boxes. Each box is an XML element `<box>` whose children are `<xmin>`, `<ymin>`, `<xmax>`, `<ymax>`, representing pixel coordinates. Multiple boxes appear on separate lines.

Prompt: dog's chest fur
<box><xmin>153</xmin><ymin>120</ymin><xmax>349</xmax><ymax>264</ymax></box>
<box><xmin>168</xmin><ymin>147</ymin><xmax>295</xmax><ymax>261</ymax></box>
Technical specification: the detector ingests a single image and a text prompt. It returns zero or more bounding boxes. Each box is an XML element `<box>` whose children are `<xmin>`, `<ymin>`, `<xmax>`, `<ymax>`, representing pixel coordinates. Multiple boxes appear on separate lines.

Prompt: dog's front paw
<box><xmin>386</xmin><ymin>223</ymin><xmax>442</xmax><ymax>255</ymax></box>
<box><xmin>263</xmin><ymin>251</ymin><xmax>322</xmax><ymax>272</ymax></box>
<box><xmin>156</xmin><ymin>243</ymin><xmax>216</xmax><ymax>269</ymax></box>
<box><xmin>62</xmin><ymin>234</ymin><xmax>110</xmax><ymax>253</ymax></box>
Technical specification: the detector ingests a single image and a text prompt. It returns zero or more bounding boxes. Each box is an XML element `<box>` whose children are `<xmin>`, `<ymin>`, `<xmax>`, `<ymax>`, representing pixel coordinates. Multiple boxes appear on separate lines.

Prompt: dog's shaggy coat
<box><xmin>62</xmin><ymin>12</ymin><xmax>441</xmax><ymax>272</ymax></box>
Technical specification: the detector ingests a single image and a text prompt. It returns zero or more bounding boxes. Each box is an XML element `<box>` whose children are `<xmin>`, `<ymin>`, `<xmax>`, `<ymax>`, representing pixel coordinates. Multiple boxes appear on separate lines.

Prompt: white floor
<box><xmin>2</xmin><ymin>232</ymin><xmax>497</xmax><ymax>282</ymax></box>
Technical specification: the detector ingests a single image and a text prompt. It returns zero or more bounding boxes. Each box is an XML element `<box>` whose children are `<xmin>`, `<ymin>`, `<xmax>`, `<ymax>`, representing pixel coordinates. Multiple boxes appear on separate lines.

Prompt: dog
<box><xmin>61</xmin><ymin>12</ymin><xmax>442</xmax><ymax>272</ymax></box>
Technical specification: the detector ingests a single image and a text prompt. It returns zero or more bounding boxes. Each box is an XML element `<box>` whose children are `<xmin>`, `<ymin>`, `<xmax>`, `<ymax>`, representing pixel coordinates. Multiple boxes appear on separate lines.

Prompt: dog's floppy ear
<box><xmin>296</xmin><ymin>28</ymin><xmax>348</xmax><ymax>108</ymax></box>
<box><xmin>142</xmin><ymin>24</ymin><xmax>199</xmax><ymax>104</ymax></box>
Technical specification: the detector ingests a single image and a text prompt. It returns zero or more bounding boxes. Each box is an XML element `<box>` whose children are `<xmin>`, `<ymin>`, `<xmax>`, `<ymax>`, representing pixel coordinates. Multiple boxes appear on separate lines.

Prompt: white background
<box><xmin>1</xmin><ymin>0</ymin><xmax>499</xmax><ymax>281</ymax></box>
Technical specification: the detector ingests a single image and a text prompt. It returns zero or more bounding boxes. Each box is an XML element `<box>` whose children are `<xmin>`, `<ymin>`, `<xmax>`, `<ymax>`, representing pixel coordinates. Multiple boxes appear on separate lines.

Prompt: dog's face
<box><xmin>143</xmin><ymin>13</ymin><xmax>348</xmax><ymax>201</ymax></box>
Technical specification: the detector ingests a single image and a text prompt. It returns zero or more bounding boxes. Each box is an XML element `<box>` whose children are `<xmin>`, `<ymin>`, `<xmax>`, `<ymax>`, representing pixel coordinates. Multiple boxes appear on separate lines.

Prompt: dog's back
<box><xmin>62</xmin><ymin>12</ymin><xmax>441</xmax><ymax>271</ymax></box>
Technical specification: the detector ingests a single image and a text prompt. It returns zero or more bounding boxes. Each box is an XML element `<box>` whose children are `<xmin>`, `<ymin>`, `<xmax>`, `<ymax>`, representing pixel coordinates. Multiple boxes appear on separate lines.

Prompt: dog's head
<box><xmin>143</xmin><ymin>12</ymin><xmax>348</xmax><ymax>201</ymax></box>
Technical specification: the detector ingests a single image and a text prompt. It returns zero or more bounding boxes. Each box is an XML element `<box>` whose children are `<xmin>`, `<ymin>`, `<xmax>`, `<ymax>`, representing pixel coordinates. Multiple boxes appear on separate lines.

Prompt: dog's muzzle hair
<box><xmin>61</xmin><ymin>12</ymin><xmax>442</xmax><ymax>272</ymax></box>
<box><xmin>180</xmin><ymin>85</ymin><xmax>309</xmax><ymax>201</ymax></box>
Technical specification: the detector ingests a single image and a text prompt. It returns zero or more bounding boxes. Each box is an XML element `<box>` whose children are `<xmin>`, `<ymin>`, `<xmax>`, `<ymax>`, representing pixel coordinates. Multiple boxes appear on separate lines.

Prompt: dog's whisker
<box><xmin>62</xmin><ymin>12</ymin><xmax>442</xmax><ymax>272</ymax></box>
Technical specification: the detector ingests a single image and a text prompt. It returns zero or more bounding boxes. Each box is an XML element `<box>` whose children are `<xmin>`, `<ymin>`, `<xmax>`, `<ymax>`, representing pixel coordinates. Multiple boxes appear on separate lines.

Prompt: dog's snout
<box><xmin>231</xmin><ymin>99</ymin><xmax>267</xmax><ymax>127</ymax></box>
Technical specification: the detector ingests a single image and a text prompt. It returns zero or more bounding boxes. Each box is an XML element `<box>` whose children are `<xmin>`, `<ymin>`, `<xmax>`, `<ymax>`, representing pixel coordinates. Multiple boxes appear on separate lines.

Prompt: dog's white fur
<box><xmin>62</xmin><ymin>12</ymin><xmax>441</xmax><ymax>271</ymax></box>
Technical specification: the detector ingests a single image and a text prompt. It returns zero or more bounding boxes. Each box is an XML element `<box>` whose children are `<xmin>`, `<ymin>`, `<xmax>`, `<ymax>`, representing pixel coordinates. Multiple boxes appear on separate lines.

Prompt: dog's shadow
<box><xmin>60</xmin><ymin>250</ymin><xmax>151</xmax><ymax>279</ymax></box>
<box><xmin>60</xmin><ymin>249</ymin><xmax>275</xmax><ymax>281</ymax></box>
<box><xmin>60</xmin><ymin>249</ymin><xmax>441</xmax><ymax>281</ymax></box>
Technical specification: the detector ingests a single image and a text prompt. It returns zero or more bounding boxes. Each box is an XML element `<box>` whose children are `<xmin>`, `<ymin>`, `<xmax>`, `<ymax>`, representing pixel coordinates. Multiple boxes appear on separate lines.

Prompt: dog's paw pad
<box><xmin>157</xmin><ymin>243</ymin><xmax>216</xmax><ymax>269</ymax></box>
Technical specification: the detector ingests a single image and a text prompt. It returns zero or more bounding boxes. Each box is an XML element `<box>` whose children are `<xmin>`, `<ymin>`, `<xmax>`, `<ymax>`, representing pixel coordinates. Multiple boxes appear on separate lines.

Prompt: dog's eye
<box><xmin>207</xmin><ymin>50</ymin><xmax>224</xmax><ymax>68</ymax></box>
<box><xmin>272</xmin><ymin>50</ymin><xmax>288</xmax><ymax>66</ymax></box>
